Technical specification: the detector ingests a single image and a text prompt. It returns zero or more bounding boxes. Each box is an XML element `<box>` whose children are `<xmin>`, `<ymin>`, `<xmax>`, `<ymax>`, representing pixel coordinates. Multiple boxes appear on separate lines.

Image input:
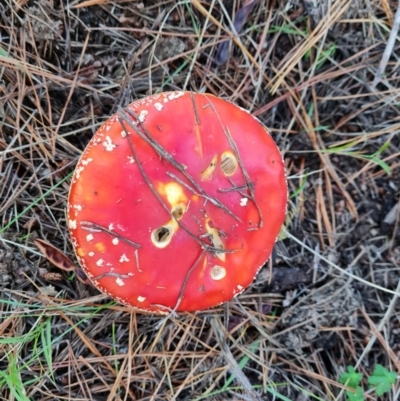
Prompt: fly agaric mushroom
<box><xmin>67</xmin><ymin>91</ymin><xmax>287</xmax><ymax>313</ymax></box>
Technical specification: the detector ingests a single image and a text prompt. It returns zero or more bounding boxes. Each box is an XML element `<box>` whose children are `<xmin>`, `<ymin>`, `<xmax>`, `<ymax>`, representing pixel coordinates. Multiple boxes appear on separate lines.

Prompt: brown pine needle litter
<box><xmin>0</xmin><ymin>1</ymin><xmax>399</xmax><ymax>400</ymax></box>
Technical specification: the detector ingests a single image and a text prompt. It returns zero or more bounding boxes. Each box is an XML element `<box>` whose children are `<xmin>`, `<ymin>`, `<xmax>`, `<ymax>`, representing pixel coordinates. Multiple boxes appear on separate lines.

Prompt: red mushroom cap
<box><xmin>67</xmin><ymin>91</ymin><xmax>287</xmax><ymax>313</ymax></box>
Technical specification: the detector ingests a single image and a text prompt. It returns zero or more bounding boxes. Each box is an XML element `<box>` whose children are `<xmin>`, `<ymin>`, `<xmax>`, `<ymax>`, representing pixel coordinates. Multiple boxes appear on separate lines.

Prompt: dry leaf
<box><xmin>34</xmin><ymin>238</ymin><xmax>75</xmax><ymax>271</ymax></box>
<box><xmin>214</xmin><ymin>0</ymin><xmax>259</xmax><ymax>65</ymax></box>
<box><xmin>34</xmin><ymin>238</ymin><xmax>90</xmax><ymax>284</ymax></box>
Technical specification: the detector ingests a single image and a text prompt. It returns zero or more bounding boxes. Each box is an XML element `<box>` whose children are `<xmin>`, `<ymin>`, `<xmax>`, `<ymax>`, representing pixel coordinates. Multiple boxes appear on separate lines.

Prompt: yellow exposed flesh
<box><xmin>211</xmin><ymin>265</ymin><xmax>226</xmax><ymax>281</ymax></box>
<box><xmin>95</xmin><ymin>242</ymin><xmax>105</xmax><ymax>252</ymax></box>
<box><xmin>205</xmin><ymin>219</ymin><xmax>225</xmax><ymax>261</ymax></box>
<box><xmin>200</xmin><ymin>155</ymin><xmax>217</xmax><ymax>181</ymax></box>
<box><xmin>157</xmin><ymin>182</ymin><xmax>188</xmax><ymax>206</ymax></box>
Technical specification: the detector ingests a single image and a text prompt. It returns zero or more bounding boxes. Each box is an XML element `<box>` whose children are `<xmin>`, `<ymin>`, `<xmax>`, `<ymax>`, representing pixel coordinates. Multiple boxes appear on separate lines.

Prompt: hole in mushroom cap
<box><xmin>221</xmin><ymin>151</ymin><xmax>238</xmax><ymax>176</ymax></box>
<box><xmin>155</xmin><ymin>227</ymin><xmax>171</xmax><ymax>241</ymax></box>
<box><xmin>171</xmin><ymin>204</ymin><xmax>185</xmax><ymax>220</ymax></box>
<box><xmin>151</xmin><ymin>224</ymin><xmax>174</xmax><ymax>248</ymax></box>
<box><xmin>211</xmin><ymin>265</ymin><xmax>226</xmax><ymax>281</ymax></box>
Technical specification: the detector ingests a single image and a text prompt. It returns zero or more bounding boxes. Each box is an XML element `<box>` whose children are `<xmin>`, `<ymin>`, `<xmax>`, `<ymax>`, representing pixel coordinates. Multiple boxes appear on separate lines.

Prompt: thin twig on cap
<box><xmin>118</xmin><ymin>105</ymin><xmax>241</xmax><ymax>223</ymax></box>
<box><xmin>80</xmin><ymin>221</ymin><xmax>141</xmax><ymax>248</ymax></box>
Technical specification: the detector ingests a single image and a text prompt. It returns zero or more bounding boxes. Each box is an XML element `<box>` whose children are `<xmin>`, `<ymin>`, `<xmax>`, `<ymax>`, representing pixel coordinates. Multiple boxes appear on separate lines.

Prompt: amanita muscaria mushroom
<box><xmin>67</xmin><ymin>91</ymin><xmax>287</xmax><ymax>313</ymax></box>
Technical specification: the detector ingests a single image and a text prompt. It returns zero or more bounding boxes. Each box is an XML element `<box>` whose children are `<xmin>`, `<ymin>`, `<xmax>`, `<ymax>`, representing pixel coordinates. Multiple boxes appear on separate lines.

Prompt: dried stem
<box><xmin>166</xmin><ymin>171</ymin><xmax>201</xmax><ymax>196</ymax></box>
<box><xmin>203</xmin><ymin>96</ymin><xmax>264</xmax><ymax>228</ymax></box>
<box><xmin>91</xmin><ymin>272</ymin><xmax>132</xmax><ymax>281</ymax></box>
<box><xmin>80</xmin><ymin>221</ymin><xmax>141</xmax><ymax>248</ymax></box>
<box><xmin>118</xmin><ymin>117</ymin><xmax>235</xmax><ymax>256</ymax></box>
<box><xmin>153</xmin><ymin>249</ymin><xmax>207</xmax><ymax>326</ymax></box>
<box><xmin>118</xmin><ymin>106</ymin><xmax>242</xmax><ymax>223</ymax></box>
<box><xmin>218</xmin><ymin>183</ymin><xmax>254</xmax><ymax>193</ymax></box>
